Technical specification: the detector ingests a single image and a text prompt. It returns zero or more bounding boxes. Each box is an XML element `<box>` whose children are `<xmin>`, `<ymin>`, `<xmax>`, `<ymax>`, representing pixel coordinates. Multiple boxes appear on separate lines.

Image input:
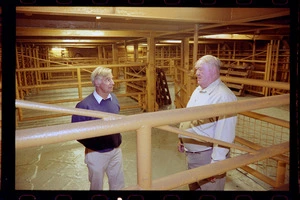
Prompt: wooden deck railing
<box><xmin>15</xmin><ymin>94</ymin><xmax>290</xmax><ymax>190</ymax></box>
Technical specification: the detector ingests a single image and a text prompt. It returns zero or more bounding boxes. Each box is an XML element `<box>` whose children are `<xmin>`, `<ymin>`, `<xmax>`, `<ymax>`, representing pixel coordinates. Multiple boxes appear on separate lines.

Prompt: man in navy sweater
<box><xmin>72</xmin><ymin>66</ymin><xmax>124</xmax><ymax>190</ymax></box>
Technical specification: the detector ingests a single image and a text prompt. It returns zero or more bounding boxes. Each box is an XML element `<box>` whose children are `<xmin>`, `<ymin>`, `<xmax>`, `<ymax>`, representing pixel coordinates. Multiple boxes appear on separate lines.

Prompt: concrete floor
<box><xmin>15</xmin><ymin>84</ymin><xmax>290</xmax><ymax>191</ymax></box>
<box><xmin>15</xmin><ymin>130</ymin><xmax>273</xmax><ymax>191</ymax></box>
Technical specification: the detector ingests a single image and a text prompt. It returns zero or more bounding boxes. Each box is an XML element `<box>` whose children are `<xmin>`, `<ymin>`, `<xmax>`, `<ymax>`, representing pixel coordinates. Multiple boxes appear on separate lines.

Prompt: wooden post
<box><xmin>28</xmin><ymin>46</ymin><xmax>34</xmax><ymax>88</ymax></box>
<box><xmin>36</xmin><ymin>47</ymin><xmax>42</xmax><ymax>88</ymax></box>
<box><xmin>233</xmin><ymin>41</ymin><xmax>236</xmax><ymax>59</ymax></box>
<box><xmin>252</xmin><ymin>40</ymin><xmax>256</xmax><ymax>60</ymax></box>
<box><xmin>16</xmin><ymin>46</ymin><xmax>24</xmax><ymax>100</ymax></box>
<box><xmin>33</xmin><ymin>47</ymin><xmax>40</xmax><ymax>93</ymax></box>
<box><xmin>193</xmin><ymin>24</ymin><xmax>199</xmax><ymax>65</ymax></box>
<box><xmin>160</xmin><ymin>47</ymin><xmax>165</xmax><ymax>67</ymax></box>
<box><xmin>112</xmin><ymin>44</ymin><xmax>119</xmax><ymax>88</ymax></box>
<box><xmin>20</xmin><ymin>45</ymin><xmax>29</xmax><ymax>95</ymax></box>
<box><xmin>124</xmin><ymin>41</ymin><xmax>128</xmax><ymax>63</ymax></box>
<box><xmin>134</xmin><ymin>43</ymin><xmax>138</xmax><ymax>62</ymax></box>
<box><xmin>272</xmin><ymin>40</ymin><xmax>280</xmax><ymax>95</ymax></box>
<box><xmin>76</xmin><ymin>67</ymin><xmax>82</xmax><ymax>99</ymax></box>
<box><xmin>15</xmin><ymin>78</ymin><xmax>23</xmax><ymax>123</ymax></box>
<box><xmin>97</xmin><ymin>45</ymin><xmax>102</xmax><ymax>64</ymax></box>
<box><xmin>146</xmin><ymin>34</ymin><xmax>156</xmax><ymax>112</ymax></box>
<box><xmin>183</xmin><ymin>37</ymin><xmax>191</xmax><ymax>105</ymax></box>
<box><xmin>265</xmin><ymin>41</ymin><xmax>272</xmax><ymax>96</ymax></box>
<box><xmin>136</xmin><ymin>125</ymin><xmax>152</xmax><ymax>189</ymax></box>
<box><xmin>275</xmin><ymin>161</ymin><xmax>287</xmax><ymax>187</ymax></box>
<box><xmin>103</xmin><ymin>46</ymin><xmax>107</xmax><ymax>64</ymax></box>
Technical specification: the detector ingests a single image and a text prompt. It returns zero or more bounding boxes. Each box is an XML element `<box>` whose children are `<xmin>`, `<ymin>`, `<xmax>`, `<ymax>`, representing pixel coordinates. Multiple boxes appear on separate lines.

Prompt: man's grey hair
<box><xmin>195</xmin><ymin>55</ymin><xmax>222</xmax><ymax>70</ymax></box>
<box><xmin>91</xmin><ymin>66</ymin><xmax>112</xmax><ymax>82</ymax></box>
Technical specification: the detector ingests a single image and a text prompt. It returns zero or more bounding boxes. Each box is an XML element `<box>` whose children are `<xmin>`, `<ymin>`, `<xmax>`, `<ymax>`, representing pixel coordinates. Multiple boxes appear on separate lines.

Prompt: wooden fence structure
<box><xmin>16</xmin><ymin>94</ymin><xmax>290</xmax><ymax>190</ymax></box>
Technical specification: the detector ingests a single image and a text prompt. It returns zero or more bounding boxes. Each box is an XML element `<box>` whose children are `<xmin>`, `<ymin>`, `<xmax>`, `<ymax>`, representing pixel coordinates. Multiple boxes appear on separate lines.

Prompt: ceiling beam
<box><xmin>16</xmin><ymin>7</ymin><xmax>289</xmax><ymax>23</ymax></box>
<box><xmin>16</xmin><ymin>27</ymin><xmax>152</xmax><ymax>38</ymax></box>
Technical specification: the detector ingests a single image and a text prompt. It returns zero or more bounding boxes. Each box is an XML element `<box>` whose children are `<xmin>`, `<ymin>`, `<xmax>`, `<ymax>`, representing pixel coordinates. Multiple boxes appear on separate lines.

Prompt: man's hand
<box><xmin>177</xmin><ymin>141</ymin><xmax>185</xmax><ymax>153</ymax></box>
<box><xmin>207</xmin><ymin>177</ymin><xmax>216</xmax><ymax>183</ymax></box>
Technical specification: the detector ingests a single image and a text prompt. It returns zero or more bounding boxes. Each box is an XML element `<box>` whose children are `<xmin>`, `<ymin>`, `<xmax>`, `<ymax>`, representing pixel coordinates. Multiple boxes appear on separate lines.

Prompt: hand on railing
<box><xmin>177</xmin><ymin>141</ymin><xmax>185</xmax><ymax>153</ymax></box>
<box><xmin>207</xmin><ymin>176</ymin><xmax>216</xmax><ymax>183</ymax></box>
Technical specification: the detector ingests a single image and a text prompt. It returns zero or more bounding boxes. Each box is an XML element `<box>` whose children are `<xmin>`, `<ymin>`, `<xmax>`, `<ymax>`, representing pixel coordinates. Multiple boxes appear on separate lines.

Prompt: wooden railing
<box><xmin>15</xmin><ymin>94</ymin><xmax>290</xmax><ymax>190</ymax></box>
<box><xmin>16</xmin><ymin>63</ymin><xmax>148</xmax><ymax>121</ymax></box>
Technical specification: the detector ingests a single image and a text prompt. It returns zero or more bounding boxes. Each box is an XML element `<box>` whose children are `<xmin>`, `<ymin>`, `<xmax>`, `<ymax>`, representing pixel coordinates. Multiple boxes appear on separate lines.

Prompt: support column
<box><xmin>275</xmin><ymin>161</ymin><xmax>286</xmax><ymax>187</ymax></box>
<box><xmin>97</xmin><ymin>46</ymin><xmax>102</xmax><ymax>64</ymax></box>
<box><xmin>136</xmin><ymin>125</ymin><xmax>152</xmax><ymax>189</ymax></box>
<box><xmin>183</xmin><ymin>37</ymin><xmax>193</xmax><ymax>104</ymax></box>
<box><xmin>134</xmin><ymin>43</ymin><xmax>138</xmax><ymax>62</ymax></box>
<box><xmin>146</xmin><ymin>34</ymin><xmax>157</xmax><ymax>112</ymax></box>
<box><xmin>112</xmin><ymin>44</ymin><xmax>119</xmax><ymax>88</ymax></box>
<box><xmin>76</xmin><ymin>68</ymin><xmax>82</xmax><ymax>99</ymax></box>
<box><xmin>193</xmin><ymin>24</ymin><xmax>199</xmax><ymax>65</ymax></box>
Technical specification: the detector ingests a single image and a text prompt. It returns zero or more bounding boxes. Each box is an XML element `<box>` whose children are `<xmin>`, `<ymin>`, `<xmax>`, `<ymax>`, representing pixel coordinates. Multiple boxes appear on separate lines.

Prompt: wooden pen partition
<box><xmin>233</xmin><ymin>111</ymin><xmax>290</xmax><ymax>188</ymax></box>
<box><xmin>16</xmin><ymin>62</ymin><xmax>148</xmax><ymax>122</ymax></box>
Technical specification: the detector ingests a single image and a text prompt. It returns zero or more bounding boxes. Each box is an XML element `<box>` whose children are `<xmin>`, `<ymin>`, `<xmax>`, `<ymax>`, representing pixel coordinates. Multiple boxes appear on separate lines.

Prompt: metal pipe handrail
<box><xmin>15</xmin><ymin>94</ymin><xmax>289</xmax><ymax>149</ymax></box>
<box><xmin>15</xmin><ymin>99</ymin><xmax>255</xmax><ymax>153</ymax></box>
<box><xmin>15</xmin><ymin>94</ymin><xmax>290</xmax><ymax>190</ymax></box>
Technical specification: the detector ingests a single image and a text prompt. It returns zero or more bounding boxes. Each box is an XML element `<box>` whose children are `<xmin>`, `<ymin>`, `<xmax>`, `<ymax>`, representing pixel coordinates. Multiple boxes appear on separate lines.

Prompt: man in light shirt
<box><xmin>178</xmin><ymin>55</ymin><xmax>237</xmax><ymax>190</ymax></box>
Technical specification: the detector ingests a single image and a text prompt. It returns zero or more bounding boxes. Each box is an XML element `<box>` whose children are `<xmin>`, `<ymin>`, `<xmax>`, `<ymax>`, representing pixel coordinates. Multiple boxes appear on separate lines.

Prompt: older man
<box><xmin>178</xmin><ymin>55</ymin><xmax>237</xmax><ymax>190</ymax></box>
<box><xmin>72</xmin><ymin>66</ymin><xmax>124</xmax><ymax>190</ymax></box>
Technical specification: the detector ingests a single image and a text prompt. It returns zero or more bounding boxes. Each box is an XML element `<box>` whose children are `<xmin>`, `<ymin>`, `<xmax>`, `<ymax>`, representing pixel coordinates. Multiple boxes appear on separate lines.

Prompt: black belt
<box><xmin>186</xmin><ymin>148</ymin><xmax>212</xmax><ymax>154</ymax></box>
<box><xmin>86</xmin><ymin>147</ymin><xmax>114</xmax><ymax>153</ymax></box>
<box><xmin>98</xmin><ymin>148</ymin><xmax>114</xmax><ymax>153</ymax></box>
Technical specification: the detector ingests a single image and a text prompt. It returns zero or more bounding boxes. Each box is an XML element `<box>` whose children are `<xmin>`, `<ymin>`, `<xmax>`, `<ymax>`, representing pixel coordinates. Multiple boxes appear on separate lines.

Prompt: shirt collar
<box><xmin>198</xmin><ymin>78</ymin><xmax>221</xmax><ymax>94</ymax></box>
<box><xmin>93</xmin><ymin>90</ymin><xmax>112</xmax><ymax>104</ymax></box>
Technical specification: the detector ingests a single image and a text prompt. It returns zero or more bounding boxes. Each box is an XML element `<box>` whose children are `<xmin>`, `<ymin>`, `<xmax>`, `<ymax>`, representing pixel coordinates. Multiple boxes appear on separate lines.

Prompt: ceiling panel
<box><xmin>15</xmin><ymin>7</ymin><xmax>290</xmax><ymax>46</ymax></box>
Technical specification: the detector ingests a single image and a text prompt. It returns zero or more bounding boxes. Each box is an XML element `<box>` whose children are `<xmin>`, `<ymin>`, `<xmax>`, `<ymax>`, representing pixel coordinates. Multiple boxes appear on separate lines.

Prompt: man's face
<box><xmin>94</xmin><ymin>75</ymin><xmax>114</xmax><ymax>94</ymax></box>
<box><xmin>195</xmin><ymin>63</ymin><xmax>212</xmax><ymax>88</ymax></box>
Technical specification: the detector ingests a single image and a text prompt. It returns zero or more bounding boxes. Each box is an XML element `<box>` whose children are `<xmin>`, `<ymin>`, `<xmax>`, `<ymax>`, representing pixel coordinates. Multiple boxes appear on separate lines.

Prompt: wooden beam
<box><xmin>17</xmin><ymin>27</ymin><xmax>151</xmax><ymax>38</ymax></box>
<box><xmin>16</xmin><ymin>7</ymin><xmax>289</xmax><ymax>24</ymax></box>
<box><xmin>16</xmin><ymin>39</ymin><xmax>120</xmax><ymax>44</ymax></box>
<box><xmin>126</xmin><ymin>141</ymin><xmax>289</xmax><ymax>190</ymax></box>
<box><xmin>15</xmin><ymin>94</ymin><xmax>289</xmax><ymax>149</ymax></box>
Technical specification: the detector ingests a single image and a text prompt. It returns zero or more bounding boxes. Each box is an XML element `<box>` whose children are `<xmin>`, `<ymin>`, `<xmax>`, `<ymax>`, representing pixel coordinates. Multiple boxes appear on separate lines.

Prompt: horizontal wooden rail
<box><xmin>124</xmin><ymin>142</ymin><xmax>289</xmax><ymax>190</ymax></box>
<box><xmin>16</xmin><ymin>94</ymin><xmax>289</xmax><ymax>149</ymax></box>
<box><xmin>15</xmin><ymin>99</ymin><xmax>256</xmax><ymax>154</ymax></box>
<box><xmin>220</xmin><ymin>76</ymin><xmax>290</xmax><ymax>90</ymax></box>
<box><xmin>235</xmin><ymin>136</ymin><xmax>289</xmax><ymax>164</ymax></box>
<box><xmin>15</xmin><ymin>94</ymin><xmax>290</xmax><ymax>190</ymax></box>
<box><xmin>17</xmin><ymin>78</ymin><xmax>147</xmax><ymax>90</ymax></box>
<box><xmin>239</xmin><ymin>165</ymin><xmax>278</xmax><ymax>187</ymax></box>
<box><xmin>240</xmin><ymin>111</ymin><xmax>289</xmax><ymax>129</ymax></box>
<box><xmin>157</xmin><ymin>125</ymin><xmax>256</xmax><ymax>153</ymax></box>
<box><xmin>16</xmin><ymin>63</ymin><xmax>147</xmax><ymax>72</ymax></box>
<box><xmin>16</xmin><ymin>99</ymin><xmax>122</xmax><ymax>120</ymax></box>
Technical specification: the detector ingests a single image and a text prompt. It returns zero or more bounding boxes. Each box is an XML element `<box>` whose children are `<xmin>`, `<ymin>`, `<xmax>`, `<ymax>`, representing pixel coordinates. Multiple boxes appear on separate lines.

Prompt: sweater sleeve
<box><xmin>71</xmin><ymin>101</ymin><xmax>94</xmax><ymax>123</ymax></box>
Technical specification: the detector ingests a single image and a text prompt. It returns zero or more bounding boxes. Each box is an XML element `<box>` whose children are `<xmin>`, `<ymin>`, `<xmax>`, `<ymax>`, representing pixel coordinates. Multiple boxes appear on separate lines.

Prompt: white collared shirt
<box><xmin>183</xmin><ymin>78</ymin><xmax>237</xmax><ymax>162</ymax></box>
<box><xmin>93</xmin><ymin>90</ymin><xmax>112</xmax><ymax>104</ymax></box>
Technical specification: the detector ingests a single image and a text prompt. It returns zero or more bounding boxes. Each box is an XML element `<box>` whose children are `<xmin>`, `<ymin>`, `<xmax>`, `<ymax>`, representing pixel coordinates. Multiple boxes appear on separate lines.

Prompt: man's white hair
<box><xmin>91</xmin><ymin>67</ymin><xmax>112</xmax><ymax>82</ymax></box>
<box><xmin>195</xmin><ymin>55</ymin><xmax>222</xmax><ymax>70</ymax></box>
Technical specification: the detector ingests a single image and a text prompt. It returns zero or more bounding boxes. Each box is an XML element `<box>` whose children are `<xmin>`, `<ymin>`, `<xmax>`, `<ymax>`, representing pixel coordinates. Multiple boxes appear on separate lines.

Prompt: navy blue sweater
<box><xmin>71</xmin><ymin>93</ymin><xmax>121</xmax><ymax>151</ymax></box>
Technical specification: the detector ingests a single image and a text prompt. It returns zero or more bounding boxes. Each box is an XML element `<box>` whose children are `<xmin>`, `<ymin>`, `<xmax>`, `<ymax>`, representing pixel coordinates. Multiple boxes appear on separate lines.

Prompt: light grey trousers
<box><xmin>85</xmin><ymin>147</ymin><xmax>125</xmax><ymax>190</ymax></box>
<box><xmin>186</xmin><ymin>148</ymin><xmax>227</xmax><ymax>191</ymax></box>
